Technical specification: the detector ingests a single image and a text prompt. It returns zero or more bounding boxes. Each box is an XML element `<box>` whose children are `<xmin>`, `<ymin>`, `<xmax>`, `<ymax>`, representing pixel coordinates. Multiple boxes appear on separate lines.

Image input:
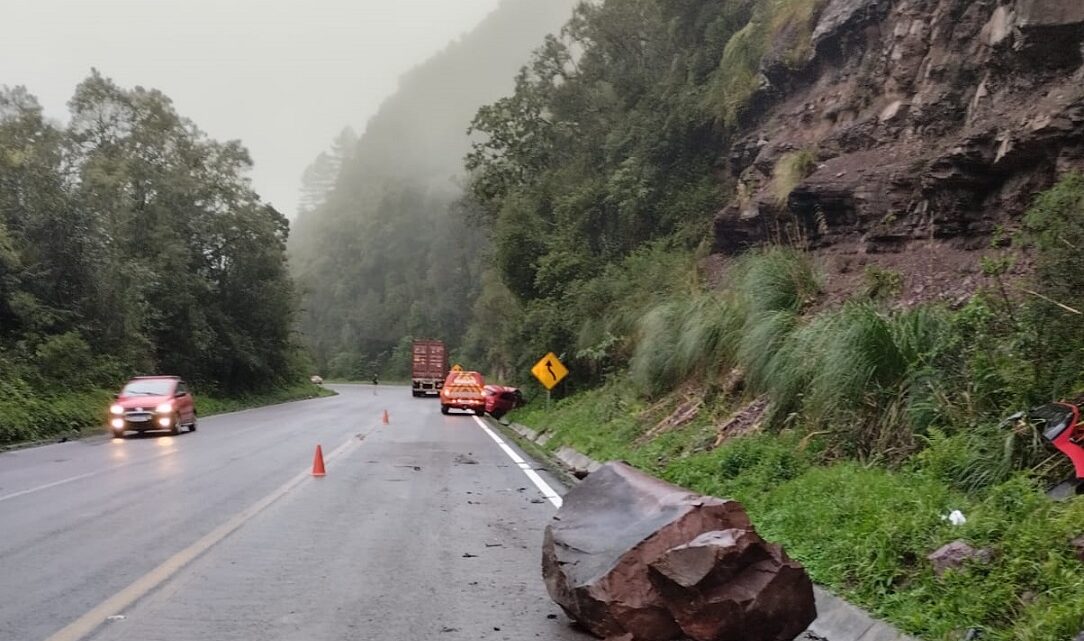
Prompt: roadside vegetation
<box><xmin>517</xmin><ymin>387</ymin><xmax>1083</xmax><ymax>641</ymax></box>
<box><xmin>0</xmin><ymin>73</ymin><xmax>312</xmax><ymax>446</ymax></box>
<box><xmin>513</xmin><ymin>176</ymin><xmax>1084</xmax><ymax>641</ymax></box>
<box><xmin>0</xmin><ymin>382</ymin><xmax>331</xmax><ymax>448</ymax></box>
<box><xmin>458</xmin><ymin>0</ymin><xmax>846</xmax><ymax>380</ymax></box>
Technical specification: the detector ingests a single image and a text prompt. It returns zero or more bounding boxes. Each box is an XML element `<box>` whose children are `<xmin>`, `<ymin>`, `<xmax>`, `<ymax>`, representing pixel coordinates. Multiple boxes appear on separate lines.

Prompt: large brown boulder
<box><xmin>542</xmin><ymin>462</ymin><xmax>815</xmax><ymax>641</ymax></box>
<box><xmin>650</xmin><ymin>530</ymin><xmax>816</xmax><ymax>641</ymax></box>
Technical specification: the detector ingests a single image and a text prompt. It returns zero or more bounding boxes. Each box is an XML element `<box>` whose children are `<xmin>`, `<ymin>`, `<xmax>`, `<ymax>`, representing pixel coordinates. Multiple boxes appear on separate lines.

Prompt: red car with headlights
<box><xmin>109</xmin><ymin>376</ymin><xmax>197</xmax><ymax>438</ymax></box>
<box><xmin>483</xmin><ymin>385</ymin><xmax>524</xmax><ymax>419</ymax></box>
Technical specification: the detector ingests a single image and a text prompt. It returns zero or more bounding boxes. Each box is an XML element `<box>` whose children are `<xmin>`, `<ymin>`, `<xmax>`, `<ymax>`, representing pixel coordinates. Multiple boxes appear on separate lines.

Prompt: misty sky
<box><xmin>1</xmin><ymin>0</ymin><xmax>504</xmax><ymax>216</ymax></box>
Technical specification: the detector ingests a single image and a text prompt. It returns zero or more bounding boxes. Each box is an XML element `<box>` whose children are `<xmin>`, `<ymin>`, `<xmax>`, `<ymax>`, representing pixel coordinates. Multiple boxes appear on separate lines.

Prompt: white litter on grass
<box><xmin>942</xmin><ymin>509</ymin><xmax>967</xmax><ymax>526</ymax></box>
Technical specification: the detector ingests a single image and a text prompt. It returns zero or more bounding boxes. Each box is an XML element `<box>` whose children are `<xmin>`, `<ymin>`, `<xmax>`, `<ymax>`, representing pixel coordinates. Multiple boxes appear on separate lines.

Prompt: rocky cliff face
<box><xmin>714</xmin><ymin>0</ymin><xmax>1084</xmax><ymax>302</ymax></box>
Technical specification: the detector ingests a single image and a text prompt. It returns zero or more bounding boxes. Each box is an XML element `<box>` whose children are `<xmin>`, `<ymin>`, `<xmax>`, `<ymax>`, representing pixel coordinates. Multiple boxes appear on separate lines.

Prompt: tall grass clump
<box><xmin>759</xmin><ymin>310</ymin><xmax>834</xmax><ymax>419</ymax></box>
<box><xmin>630</xmin><ymin>292</ymin><xmax>744</xmax><ymax>397</ymax></box>
<box><xmin>732</xmin><ymin>248</ymin><xmax>820</xmax><ymax>393</ymax></box>
<box><xmin>806</xmin><ymin>304</ymin><xmax>907</xmax><ymax>416</ymax></box>
<box><xmin>630</xmin><ymin>300</ymin><xmax>688</xmax><ymax>396</ymax></box>
<box><xmin>770</xmin><ymin>149</ymin><xmax>817</xmax><ymax>205</ymax></box>
<box><xmin>733</xmin><ymin>246</ymin><xmax>821</xmax><ymax>315</ymax></box>
<box><xmin>673</xmin><ymin>293</ymin><xmax>743</xmax><ymax>380</ymax></box>
<box><xmin>738</xmin><ymin>309</ymin><xmax>800</xmax><ymax>393</ymax></box>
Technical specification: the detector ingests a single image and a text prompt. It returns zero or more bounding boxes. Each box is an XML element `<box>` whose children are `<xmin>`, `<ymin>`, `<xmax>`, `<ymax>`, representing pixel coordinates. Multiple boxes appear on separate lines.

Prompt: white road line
<box><xmin>0</xmin><ymin>394</ymin><xmax>342</xmax><ymax>504</ymax></box>
<box><xmin>473</xmin><ymin>416</ymin><xmax>562</xmax><ymax>508</ymax></box>
<box><xmin>41</xmin><ymin>434</ymin><xmax>365</xmax><ymax>641</ymax></box>
<box><xmin>0</xmin><ymin>471</ymin><xmax>103</xmax><ymax>504</ymax></box>
<box><xmin>0</xmin><ymin>450</ymin><xmax>180</xmax><ymax>504</ymax></box>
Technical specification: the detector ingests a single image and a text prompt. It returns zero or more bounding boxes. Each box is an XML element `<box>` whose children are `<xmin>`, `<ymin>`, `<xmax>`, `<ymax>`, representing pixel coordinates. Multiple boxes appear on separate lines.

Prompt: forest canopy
<box><xmin>0</xmin><ymin>71</ymin><xmax>300</xmax><ymax>397</ymax></box>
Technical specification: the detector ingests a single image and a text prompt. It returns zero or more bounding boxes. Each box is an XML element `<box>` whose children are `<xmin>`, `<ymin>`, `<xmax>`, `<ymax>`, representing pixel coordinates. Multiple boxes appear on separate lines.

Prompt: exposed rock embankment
<box><xmin>714</xmin><ymin>0</ymin><xmax>1084</xmax><ymax>303</ymax></box>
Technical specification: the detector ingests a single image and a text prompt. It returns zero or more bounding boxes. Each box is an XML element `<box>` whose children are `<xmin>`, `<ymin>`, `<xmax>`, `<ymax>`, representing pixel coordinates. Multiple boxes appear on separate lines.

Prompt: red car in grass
<box><xmin>483</xmin><ymin>385</ymin><xmax>524</xmax><ymax>419</ymax></box>
<box><xmin>1027</xmin><ymin>402</ymin><xmax>1084</xmax><ymax>495</ymax></box>
<box><xmin>109</xmin><ymin>376</ymin><xmax>197</xmax><ymax>438</ymax></box>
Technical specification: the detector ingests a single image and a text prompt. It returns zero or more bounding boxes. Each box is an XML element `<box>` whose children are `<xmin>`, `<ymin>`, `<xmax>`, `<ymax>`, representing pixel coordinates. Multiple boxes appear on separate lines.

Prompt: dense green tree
<box><xmin>0</xmin><ymin>71</ymin><xmax>301</xmax><ymax>395</ymax></box>
<box><xmin>460</xmin><ymin>0</ymin><xmax>760</xmax><ymax>381</ymax></box>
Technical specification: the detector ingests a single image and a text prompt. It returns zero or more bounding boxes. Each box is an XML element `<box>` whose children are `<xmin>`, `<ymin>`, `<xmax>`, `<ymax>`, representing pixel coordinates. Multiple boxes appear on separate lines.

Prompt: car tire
<box><xmin>474</xmin><ymin>408</ymin><xmax>485</xmax><ymax>416</ymax></box>
<box><xmin>169</xmin><ymin>414</ymin><xmax>180</xmax><ymax>436</ymax></box>
<box><xmin>112</xmin><ymin>429</ymin><xmax>125</xmax><ymax>439</ymax></box>
<box><xmin>189</xmin><ymin>414</ymin><xmax>197</xmax><ymax>432</ymax></box>
<box><xmin>440</xmin><ymin>405</ymin><xmax>450</xmax><ymax>415</ymax></box>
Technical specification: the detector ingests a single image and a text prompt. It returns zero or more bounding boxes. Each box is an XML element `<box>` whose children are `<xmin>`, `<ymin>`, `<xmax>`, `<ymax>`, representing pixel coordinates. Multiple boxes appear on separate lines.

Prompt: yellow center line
<box><xmin>41</xmin><ymin>434</ymin><xmax>366</xmax><ymax>641</ymax></box>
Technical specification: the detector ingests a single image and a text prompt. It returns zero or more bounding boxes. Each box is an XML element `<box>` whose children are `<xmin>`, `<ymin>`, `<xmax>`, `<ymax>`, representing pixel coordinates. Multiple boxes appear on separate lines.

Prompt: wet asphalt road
<box><xmin>0</xmin><ymin>384</ymin><xmax>589</xmax><ymax>641</ymax></box>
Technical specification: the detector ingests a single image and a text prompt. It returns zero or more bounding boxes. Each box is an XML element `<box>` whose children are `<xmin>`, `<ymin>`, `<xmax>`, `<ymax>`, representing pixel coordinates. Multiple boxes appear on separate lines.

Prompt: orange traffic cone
<box><xmin>382</xmin><ymin>410</ymin><xmax>390</xmax><ymax>425</ymax></box>
<box><xmin>312</xmin><ymin>444</ymin><xmax>326</xmax><ymax>477</ymax></box>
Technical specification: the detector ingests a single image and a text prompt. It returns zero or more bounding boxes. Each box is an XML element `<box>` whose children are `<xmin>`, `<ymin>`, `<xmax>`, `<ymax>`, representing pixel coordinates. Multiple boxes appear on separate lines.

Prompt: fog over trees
<box><xmin>289</xmin><ymin>0</ymin><xmax>578</xmax><ymax>379</ymax></box>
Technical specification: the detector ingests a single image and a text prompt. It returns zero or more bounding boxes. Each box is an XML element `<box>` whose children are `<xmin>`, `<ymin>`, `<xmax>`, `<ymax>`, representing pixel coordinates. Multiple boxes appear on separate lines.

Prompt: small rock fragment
<box><xmin>927</xmin><ymin>540</ymin><xmax>991</xmax><ymax>576</ymax></box>
<box><xmin>1071</xmin><ymin>534</ymin><xmax>1084</xmax><ymax>563</ymax></box>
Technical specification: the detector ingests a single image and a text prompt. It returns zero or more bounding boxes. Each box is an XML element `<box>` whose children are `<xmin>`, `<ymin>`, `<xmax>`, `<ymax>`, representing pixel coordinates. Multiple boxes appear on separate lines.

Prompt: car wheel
<box><xmin>440</xmin><ymin>405</ymin><xmax>450</xmax><ymax>415</ymax></box>
<box><xmin>112</xmin><ymin>429</ymin><xmax>125</xmax><ymax>439</ymax></box>
<box><xmin>169</xmin><ymin>414</ymin><xmax>180</xmax><ymax>436</ymax></box>
<box><xmin>189</xmin><ymin>414</ymin><xmax>197</xmax><ymax>432</ymax></box>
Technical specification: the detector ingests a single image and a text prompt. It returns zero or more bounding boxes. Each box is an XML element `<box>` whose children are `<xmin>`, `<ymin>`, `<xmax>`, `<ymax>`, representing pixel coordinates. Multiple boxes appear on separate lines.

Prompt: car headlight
<box><xmin>156</xmin><ymin>402</ymin><xmax>173</xmax><ymax>413</ymax></box>
<box><xmin>110</xmin><ymin>404</ymin><xmax>124</xmax><ymax>415</ymax></box>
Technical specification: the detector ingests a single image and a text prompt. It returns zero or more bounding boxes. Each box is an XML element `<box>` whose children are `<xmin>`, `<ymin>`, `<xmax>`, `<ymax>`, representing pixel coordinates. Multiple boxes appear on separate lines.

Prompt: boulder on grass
<box><xmin>542</xmin><ymin>461</ymin><xmax>815</xmax><ymax>641</ymax></box>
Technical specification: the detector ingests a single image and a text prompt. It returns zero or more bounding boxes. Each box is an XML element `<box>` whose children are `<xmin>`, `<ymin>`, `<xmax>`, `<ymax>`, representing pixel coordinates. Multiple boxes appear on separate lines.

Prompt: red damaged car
<box><xmin>483</xmin><ymin>385</ymin><xmax>524</xmax><ymax>419</ymax></box>
<box><xmin>109</xmin><ymin>376</ymin><xmax>197</xmax><ymax>438</ymax></box>
<box><xmin>1025</xmin><ymin>402</ymin><xmax>1084</xmax><ymax>495</ymax></box>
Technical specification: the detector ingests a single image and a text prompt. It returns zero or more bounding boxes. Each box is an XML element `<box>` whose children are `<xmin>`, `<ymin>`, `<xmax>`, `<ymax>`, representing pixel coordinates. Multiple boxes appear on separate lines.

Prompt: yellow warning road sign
<box><xmin>451</xmin><ymin>363</ymin><xmax>464</xmax><ymax>372</ymax></box>
<box><xmin>531</xmin><ymin>352</ymin><xmax>569</xmax><ymax>390</ymax></box>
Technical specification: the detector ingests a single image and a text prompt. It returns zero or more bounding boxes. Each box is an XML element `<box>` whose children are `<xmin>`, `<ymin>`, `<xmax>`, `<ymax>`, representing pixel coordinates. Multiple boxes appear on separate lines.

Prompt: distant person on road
<box><xmin>372</xmin><ymin>374</ymin><xmax>379</xmax><ymax>386</ymax></box>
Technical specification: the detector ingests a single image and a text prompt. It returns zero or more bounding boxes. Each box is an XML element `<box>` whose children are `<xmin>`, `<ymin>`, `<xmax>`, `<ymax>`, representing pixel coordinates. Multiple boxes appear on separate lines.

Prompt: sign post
<box><xmin>531</xmin><ymin>352</ymin><xmax>569</xmax><ymax>411</ymax></box>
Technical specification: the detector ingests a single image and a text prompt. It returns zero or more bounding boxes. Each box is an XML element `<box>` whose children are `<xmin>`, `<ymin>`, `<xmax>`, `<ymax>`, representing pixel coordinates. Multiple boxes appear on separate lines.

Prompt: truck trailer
<box><xmin>411</xmin><ymin>339</ymin><xmax>448</xmax><ymax>397</ymax></box>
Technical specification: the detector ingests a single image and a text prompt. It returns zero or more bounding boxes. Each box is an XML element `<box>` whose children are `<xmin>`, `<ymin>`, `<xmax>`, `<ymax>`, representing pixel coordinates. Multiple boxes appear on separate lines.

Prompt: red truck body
<box><xmin>411</xmin><ymin>340</ymin><xmax>448</xmax><ymax>397</ymax></box>
<box><xmin>441</xmin><ymin>370</ymin><xmax>486</xmax><ymax>415</ymax></box>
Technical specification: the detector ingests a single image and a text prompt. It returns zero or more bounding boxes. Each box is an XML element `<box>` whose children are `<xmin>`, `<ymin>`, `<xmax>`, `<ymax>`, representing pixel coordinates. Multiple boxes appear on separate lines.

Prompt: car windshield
<box><xmin>121</xmin><ymin>379</ymin><xmax>175</xmax><ymax>396</ymax></box>
<box><xmin>1028</xmin><ymin>403</ymin><xmax>1073</xmax><ymax>441</ymax></box>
